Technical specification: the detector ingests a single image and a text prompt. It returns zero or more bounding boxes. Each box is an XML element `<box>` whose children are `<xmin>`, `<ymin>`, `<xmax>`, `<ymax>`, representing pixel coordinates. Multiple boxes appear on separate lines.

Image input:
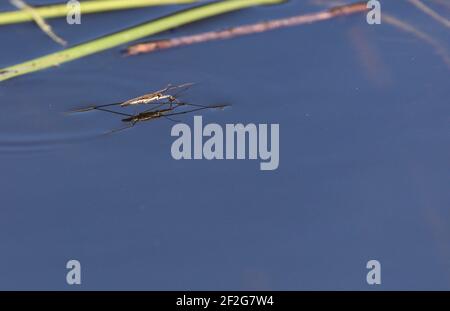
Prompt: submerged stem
<box><xmin>10</xmin><ymin>0</ymin><xmax>67</xmax><ymax>46</ymax></box>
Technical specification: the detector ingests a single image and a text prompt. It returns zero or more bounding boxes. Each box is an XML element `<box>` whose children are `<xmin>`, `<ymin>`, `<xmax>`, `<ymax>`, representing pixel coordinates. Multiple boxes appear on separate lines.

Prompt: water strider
<box><xmin>121</xmin><ymin>83</ymin><xmax>194</xmax><ymax>107</ymax></box>
<box><xmin>70</xmin><ymin>83</ymin><xmax>195</xmax><ymax>113</ymax></box>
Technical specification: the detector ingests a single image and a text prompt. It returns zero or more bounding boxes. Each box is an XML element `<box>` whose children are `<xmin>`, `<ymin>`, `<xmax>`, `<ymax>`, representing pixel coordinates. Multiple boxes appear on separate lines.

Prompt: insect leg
<box><xmin>103</xmin><ymin>122</ymin><xmax>136</xmax><ymax>136</ymax></box>
<box><xmin>95</xmin><ymin>107</ymin><xmax>134</xmax><ymax>117</ymax></box>
<box><xmin>162</xmin><ymin>115</ymin><xmax>180</xmax><ymax>123</ymax></box>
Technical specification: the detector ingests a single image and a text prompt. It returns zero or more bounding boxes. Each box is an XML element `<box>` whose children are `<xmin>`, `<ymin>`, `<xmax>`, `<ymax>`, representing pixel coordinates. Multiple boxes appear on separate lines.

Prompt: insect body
<box><xmin>119</xmin><ymin>83</ymin><xmax>193</xmax><ymax>107</ymax></box>
<box><xmin>70</xmin><ymin>83</ymin><xmax>194</xmax><ymax>113</ymax></box>
<box><xmin>68</xmin><ymin>83</ymin><xmax>229</xmax><ymax>135</ymax></box>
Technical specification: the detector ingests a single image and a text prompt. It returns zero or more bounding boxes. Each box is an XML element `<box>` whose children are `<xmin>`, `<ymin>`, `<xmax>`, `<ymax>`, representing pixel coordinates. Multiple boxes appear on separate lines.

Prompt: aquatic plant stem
<box><xmin>126</xmin><ymin>2</ymin><xmax>368</xmax><ymax>55</ymax></box>
<box><xmin>10</xmin><ymin>0</ymin><xmax>67</xmax><ymax>46</ymax></box>
<box><xmin>0</xmin><ymin>0</ymin><xmax>284</xmax><ymax>82</ymax></box>
<box><xmin>0</xmin><ymin>0</ymin><xmax>199</xmax><ymax>25</ymax></box>
<box><xmin>407</xmin><ymin>0</ymin><xmax>450</xmax><ymax>28</ymax></box>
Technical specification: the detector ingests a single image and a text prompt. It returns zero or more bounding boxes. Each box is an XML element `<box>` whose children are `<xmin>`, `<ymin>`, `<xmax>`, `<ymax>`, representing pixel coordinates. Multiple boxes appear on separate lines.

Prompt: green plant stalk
<box><xmin>0</xmin><ymin>0</ymin><xmax>199</xmax><ymax>25</ymax></box>
<box><xmin>0</xmin><ymin>0</ymin><xmax>284</xmax><ymax>82</ymax></box>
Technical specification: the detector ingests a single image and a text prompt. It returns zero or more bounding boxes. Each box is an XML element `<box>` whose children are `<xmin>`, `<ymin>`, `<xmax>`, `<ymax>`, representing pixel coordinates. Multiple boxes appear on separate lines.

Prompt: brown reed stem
<box><xmin>125</xmin><ymin>1</ymin><xmax>368</xmax><ymax>56</ymax></box>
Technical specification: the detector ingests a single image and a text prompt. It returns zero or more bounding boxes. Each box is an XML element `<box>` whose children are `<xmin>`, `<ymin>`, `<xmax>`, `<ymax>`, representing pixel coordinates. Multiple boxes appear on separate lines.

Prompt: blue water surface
<box><xmin>0</xmin><ymin>0</ymin><xmax>449</xmax><ymax>290</ymax></box>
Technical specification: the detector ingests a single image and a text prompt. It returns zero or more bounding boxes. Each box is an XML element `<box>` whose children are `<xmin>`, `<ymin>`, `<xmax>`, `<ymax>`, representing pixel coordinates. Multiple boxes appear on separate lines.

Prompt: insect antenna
<box><xmin>166</xmin><ymin>83</ymin><xmax>196</xmax><ymax>102</ymax></box>
<box><xmin>167</xmin><ymin>82</ymin><xmax>195</xmax><ymax>94</ymax></box>
<box><xmin>103</xmin><ymin>121</ymin><xmax>137</xmax><ymax>136</ymax></box>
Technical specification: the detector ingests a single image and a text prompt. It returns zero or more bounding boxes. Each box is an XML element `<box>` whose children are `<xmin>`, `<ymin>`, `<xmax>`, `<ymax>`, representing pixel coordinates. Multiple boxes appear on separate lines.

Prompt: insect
<box><xmin>120</xmin><ymin>82</ymin><xmax>194</xmax><ymax>107</ymax></box>
<box><xmin>71</xmin><ymin>83</ymin><xmax>194</xmax><ymax>113</ymax></box>
<box><xmin>97</xmin><ymin>102</ymin><xmax>229</xmax><ymax>134</ymax></box>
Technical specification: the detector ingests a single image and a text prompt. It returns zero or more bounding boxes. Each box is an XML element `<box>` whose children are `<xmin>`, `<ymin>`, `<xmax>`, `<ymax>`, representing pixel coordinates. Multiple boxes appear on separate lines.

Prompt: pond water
<box><xmin>0</xmin><ymin>0</ymin><xmax>449</xmax><ymax>290</ymax></box>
